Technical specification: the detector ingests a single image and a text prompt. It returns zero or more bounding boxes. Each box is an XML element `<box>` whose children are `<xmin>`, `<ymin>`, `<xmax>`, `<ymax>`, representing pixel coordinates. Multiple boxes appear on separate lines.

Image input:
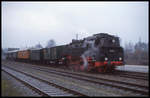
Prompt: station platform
<box><xmin>116</xmin><ymin>65</ymin><xmax>149</xmax><ymax>73</ymax></box>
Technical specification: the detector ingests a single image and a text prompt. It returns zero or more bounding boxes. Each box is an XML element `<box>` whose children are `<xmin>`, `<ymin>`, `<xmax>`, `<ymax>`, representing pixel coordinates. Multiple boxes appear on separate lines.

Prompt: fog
<box><xmin>2</xmin><ymin>1</ymin><xmax>149</xmax><ymax>49</ymax></box>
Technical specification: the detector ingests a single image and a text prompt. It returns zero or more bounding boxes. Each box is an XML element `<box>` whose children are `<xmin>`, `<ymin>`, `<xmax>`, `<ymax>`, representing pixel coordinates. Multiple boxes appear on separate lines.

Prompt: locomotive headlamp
<box><xmin>119</xmin><ymin>57</ymin><xmax>122</xmax><ymax>60</ymax></box>
<box><xmin>105</xmin><ymin>57</ymin><xmax>108</xmax><ymax>61</ymax></box>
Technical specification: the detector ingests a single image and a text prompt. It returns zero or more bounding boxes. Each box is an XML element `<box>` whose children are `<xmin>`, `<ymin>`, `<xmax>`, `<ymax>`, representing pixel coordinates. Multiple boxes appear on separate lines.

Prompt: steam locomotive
<box><xmin>6</xmin><ymin>33</ymin><xmax>124</xmax><ymax>72</ymax></box>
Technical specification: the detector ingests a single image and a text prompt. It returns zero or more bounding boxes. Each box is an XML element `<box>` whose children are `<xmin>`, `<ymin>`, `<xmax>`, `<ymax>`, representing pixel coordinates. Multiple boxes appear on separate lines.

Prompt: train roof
<box><xmin>29</xmin><ymin>48</ymin><xmax>43</xmax><ymax>51</ymax></box>
<box><xmin>93</xmin><ymin>33</ymin><xmax>117</xmax><ymax>37</ymax></box>
<box><xmin>43</xmin><ymin>45</ymin><xmax>66</xmax><ymax>49</ymax></box>
<box><xmin>6</xmin><ymin>50</ymin><xmax>19</xmax><ymax>53</ymax></box>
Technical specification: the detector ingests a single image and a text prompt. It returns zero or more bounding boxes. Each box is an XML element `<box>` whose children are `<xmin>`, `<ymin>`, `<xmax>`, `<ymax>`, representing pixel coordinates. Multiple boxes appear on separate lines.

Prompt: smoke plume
<box><xmin>81</xmin><ymin>38</ymin><xmax>100</xmax><ymax>69</ymax></box>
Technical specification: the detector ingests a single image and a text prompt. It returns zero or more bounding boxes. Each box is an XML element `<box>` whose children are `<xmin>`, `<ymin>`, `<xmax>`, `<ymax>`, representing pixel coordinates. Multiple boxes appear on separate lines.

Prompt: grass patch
<box><xmin>2</xmin><ymin>75</ymin><xmax>23</xmax><ymax>96</ymax></box>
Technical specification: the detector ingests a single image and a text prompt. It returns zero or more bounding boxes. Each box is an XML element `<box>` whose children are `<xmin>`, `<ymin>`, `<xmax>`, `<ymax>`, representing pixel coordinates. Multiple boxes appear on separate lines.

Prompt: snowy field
<box><xmin>116</xmin><ymin>65</ymin><xmax>149</xmax><ymax>73</ymax></box>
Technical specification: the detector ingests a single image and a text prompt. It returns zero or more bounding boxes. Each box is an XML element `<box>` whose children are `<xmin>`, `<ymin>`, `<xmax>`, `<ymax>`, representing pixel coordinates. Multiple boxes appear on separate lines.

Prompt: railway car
<box><xmin>30</xmin><ymin>49</ymin><xmax>43</xmax><ymax>63</ymax></box>
<box><xmin>50</xmin><ymin>45</ymin><xmax>66</xmax><ymax>64</ymax></box>
<box><xmin>43</xmin><ymin>45</ymin><xmax>66</xmax><ymax>65</ymax></box>
<box><xmin>6</xmin><ymin>52</ymin><xmax>11</xmax><ymax>60</ymax></box>
<box><xmin>17</xmin><ymin>50</ymin><xmax>30</xmax><ymax>62</ymax></box>
<box><xmin>42</xmin><ymin>48</ymin><xmax>51</xmax><ymax>64</ymax></box>
<box><xmin>62</xmin><ymin>44</ymin><xmax>87</xmax><ymax>67</ymax></box>
<box><xmin>6</xmin><ymin>50</ymin><xmax>18</xmax><ymax>60</ymax></box>
<box><xmin>12</xmin><ymin>51</ymin><xmax>18</xmax><ymax>61</ymax></box>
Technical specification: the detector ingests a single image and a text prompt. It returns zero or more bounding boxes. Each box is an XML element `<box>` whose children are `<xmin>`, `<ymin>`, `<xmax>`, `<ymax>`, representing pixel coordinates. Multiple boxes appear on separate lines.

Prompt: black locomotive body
<box><xmin>6</xmin><ymin>33</ymin><xmax>124</xmax><ymax>72</ymax></box>
<box><xmin>62</xmin><ymin>33</ymin><xmax>124</xmax><ymax>72</ymax></box>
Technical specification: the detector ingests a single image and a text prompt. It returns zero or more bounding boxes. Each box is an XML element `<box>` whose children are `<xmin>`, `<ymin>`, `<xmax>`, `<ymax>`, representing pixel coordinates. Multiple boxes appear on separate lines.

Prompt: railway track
<box><xmin>4</xmin><ymin>60</ymin><xmax>149</xmax><ymax>80</ymax></box>
<box><xmin>28</xmin><ymin>61</ymin><xmax>149</xmax><ymax>81</ymax></box>
<box><xmin>3</xmin><ymin>63</ymin><xmax>149</xmax><ymax>96</ymax></box>
<box><xmin>113</xmin><ymin>70</ymin><xmax>149</xmax><ymax>80</ymax></box>
<box><xmin>2</xmin><ymin>66</ymin><xmax>86</xmax><ymax>97</ymax></box>
<box><xmin>28</xmin><ymin>66</ymin><xmax>149</xmax><ymax>96</ymax></box>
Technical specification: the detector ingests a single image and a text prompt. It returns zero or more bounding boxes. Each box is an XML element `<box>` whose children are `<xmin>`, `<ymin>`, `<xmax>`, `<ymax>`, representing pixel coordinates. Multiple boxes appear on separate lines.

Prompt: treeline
<box><xmin>124</xmin><ymin>39</ymin><xmax>149</xmax><ymax>65</ymax></box>
<box><xmin>27</xmin><ymin>39</ymin><xmax>56</xmax><ymax>49</ymax></box>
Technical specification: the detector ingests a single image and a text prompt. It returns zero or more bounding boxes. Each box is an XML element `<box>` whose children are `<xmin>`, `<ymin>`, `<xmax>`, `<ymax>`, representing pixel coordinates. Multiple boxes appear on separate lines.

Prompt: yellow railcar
<box><xmin>17</xmin><ymin>50</ymin><xmax>30</xmax><ymax>59</ymax></box>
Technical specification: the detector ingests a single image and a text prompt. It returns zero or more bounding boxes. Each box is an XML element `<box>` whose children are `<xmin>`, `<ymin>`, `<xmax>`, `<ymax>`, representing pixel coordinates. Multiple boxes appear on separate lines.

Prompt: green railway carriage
<box><xmin>50</xmin><ymin>45</ymin><xmax>66</xmax><ymax>60</ymax></box>
<box><xmin>42</xmin><ymin>45</ymin><xmax>66</xmax><ymax>64</ymax></box>
<box><xmin>30</xmin><ymin>49</ymin><xmax>43</xmax><ymax>61</ymax></box>
<box><xmin>43</xmin><ymin>48</ymin><xmax>51</xmax><ymax>60</ymax></box>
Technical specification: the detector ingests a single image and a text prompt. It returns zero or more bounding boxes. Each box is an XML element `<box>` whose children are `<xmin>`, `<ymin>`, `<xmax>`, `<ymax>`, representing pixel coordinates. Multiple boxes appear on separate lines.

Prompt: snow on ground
<box><xmin>116</xmin><ymin>65</ymin><xmax>149</xmax><ymax>73</ymax></box>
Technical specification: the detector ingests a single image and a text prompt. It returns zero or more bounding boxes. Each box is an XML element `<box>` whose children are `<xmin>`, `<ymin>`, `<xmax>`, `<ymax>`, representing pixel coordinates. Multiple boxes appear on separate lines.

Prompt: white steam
<box><xmin>81</xmin><ymin>37</ymin><xmax>100</xmax><ymax>69</ymax></box>
<box><xmin>81</xmin><ymin>54</ymin><xmax>88</xmax><ymax>68</ymax></box>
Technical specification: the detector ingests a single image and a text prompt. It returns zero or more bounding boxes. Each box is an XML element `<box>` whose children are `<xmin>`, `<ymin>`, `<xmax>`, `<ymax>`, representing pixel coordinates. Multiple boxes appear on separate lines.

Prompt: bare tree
<box><xmin>134</xmin><ymin>39</ymin><xmax>148</xmax><ymax>65</ymax></box>
<box><xmin>34</xmin><ymin>42</ymin><xmax>43</xmax><ymax>49</ymax></box>
<box><xmin>124</xmin><ymin>42</ymin><xmax>134</xmax><ymax>53</ymax></box>
<box><xmin>124</xmin><ymin>41</ymin><xmax>134</xmax><ymax>64</ymax></box>
<box><xmin>124</xmin><ymin>38</ymin><xmax>148</xmax><ymax>65</ymax></box>
<box><xmin>46</xmin><ymin>39</ymin><xmax>56</xmax><ymax>48</ymax></box>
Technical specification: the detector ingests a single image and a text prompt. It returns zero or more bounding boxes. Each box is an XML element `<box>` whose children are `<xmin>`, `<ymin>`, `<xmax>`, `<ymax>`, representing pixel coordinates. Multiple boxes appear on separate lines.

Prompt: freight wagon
<box><xmin>6</xmin><ymin>50</ymin><xmax>18</xmax><ymax>60</ymax></box>
<box><xmin>17</xmin><ymin>50</ymin><xmax>30</xmax><ymax>62</ymax></box>
<box><xmin>43</xmin><ymin>45</ymin><xmax>66</xmax><ymax>65</ymax></box>
<box><xmin>30</xmin><ymin>49</ymin><xmax>43</xmax><ymax>63</ymax></box>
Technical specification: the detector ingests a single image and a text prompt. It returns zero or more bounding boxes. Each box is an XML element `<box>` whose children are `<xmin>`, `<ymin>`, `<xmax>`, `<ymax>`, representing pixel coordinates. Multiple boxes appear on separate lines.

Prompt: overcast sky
<box><xmin>2</xmin><ymin>1</ymin><xmax>149</xmax><ymax>49</ymax></box>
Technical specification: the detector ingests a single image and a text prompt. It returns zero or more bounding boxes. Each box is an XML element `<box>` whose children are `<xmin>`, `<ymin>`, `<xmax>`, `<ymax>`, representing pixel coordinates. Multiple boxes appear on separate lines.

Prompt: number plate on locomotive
<box><xmin>109</xmin><ymin>49</ymin><xmax>115</xmax><ymax>52</ymax></box>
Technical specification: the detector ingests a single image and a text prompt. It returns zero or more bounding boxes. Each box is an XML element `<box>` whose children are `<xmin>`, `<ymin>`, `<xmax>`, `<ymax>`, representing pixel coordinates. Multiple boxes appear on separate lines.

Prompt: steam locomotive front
<box><xmin>90</xmin><ymin>34</ymin><xmax>124</xmax><ymax>72</ymax></box>
<box><xmin>63</xmin><ymin>33</ymin><xmax>124</xmax><ymax>72</ymax></box>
